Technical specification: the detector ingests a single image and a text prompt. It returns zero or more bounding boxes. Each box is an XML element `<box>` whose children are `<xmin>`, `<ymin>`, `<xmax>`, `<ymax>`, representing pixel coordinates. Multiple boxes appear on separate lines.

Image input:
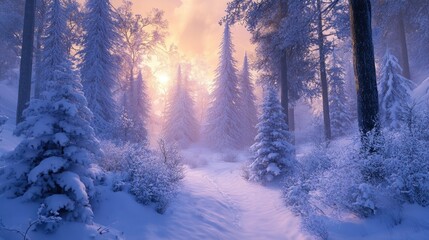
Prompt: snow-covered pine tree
<box><xmin>118</xmin><ymin>70</ymin><xmax>148</xmax><ymax>143</ymax></box>
<box><xmin>249</xmin><ymin>86</ymin><xmax>295</xmax><ymax>183</ymax></box>
<box><xmin>329</xmin><ymin>49</ymin><xmax>352</xmax><ymax>138</ymax></box>
<box><xmin>204</xmin><ymin>23</ymin><xmax>241</xmax><ymax>150</ymax></box>
<box><xmin>163</xmin><ymin>65</ymin><xmax>199</xmax><ymax>148</ymax></box>
<box><xmin>379</xmin><ymin>49</ymin><xmax>414</xmax><ymax>129</ymax></box>
<box><xmin>238</xmin><ymin>53</ymin><xmax>258</xmax><ymax>146</ymax></box>
<box><xmin>80</xmin><ymin>0</ymin><xmax>118</xmax><ymax>138</ymax></box>
<box><xmin>134</xmin><ymin>70</ymin><xmax>150</xmax><ymax>132</ymax></box>
<box><xmin>0</xmin><ymin>0</ymin><xmax>99</xmax><ymax>227</ymax></box>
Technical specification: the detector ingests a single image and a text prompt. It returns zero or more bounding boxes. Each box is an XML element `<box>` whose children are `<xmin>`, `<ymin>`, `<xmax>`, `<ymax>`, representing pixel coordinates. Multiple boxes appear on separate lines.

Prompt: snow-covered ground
<box><xmin>2</xmin><ymin>144</ymin><xmax>429</xmax><ymax>239</ymax></box>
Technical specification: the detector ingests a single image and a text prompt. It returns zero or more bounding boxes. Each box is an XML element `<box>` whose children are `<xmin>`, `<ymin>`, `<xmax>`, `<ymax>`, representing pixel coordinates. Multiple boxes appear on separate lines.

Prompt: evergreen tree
<box><xmin>0</xmin><ymin>0</ymin><xmax>99</xmax><ymax>227</ymax></box>
<box><xmin>117</xmin><ymin>70</ymin><xmax>149</xmax><ymax>143</ymax></box>
<box><xmin>163</xmin><ymin>66</ymin><xmax>199</xmax><ymax>148</ymax></box>
<box><xmin>329</xmin><ymin>49</ymin><xmax>352</xmax><ymax>137</ymax></box>
<box><xmin>204</xmin><ymin>23</ymin><xmax>241</xmax><ymax>150</ymax></box>
<box><xmin>80</xmin><ymin>0</ymin><xmax>118</xmax><ymax>138</ymax></box>
<box><xmin>379</xmin><ymin>49</ymin><xmax>413</xmax><ymax>129</ymax></box>
<box><xmin>249</xmin><ymin>86</ymin><xmax>295</xmax><ymax>183</ymax></box>
<box><xmin>238</xmin><ymin>53</ymin><xmax>258</xmax><ymax>146</ymax></box>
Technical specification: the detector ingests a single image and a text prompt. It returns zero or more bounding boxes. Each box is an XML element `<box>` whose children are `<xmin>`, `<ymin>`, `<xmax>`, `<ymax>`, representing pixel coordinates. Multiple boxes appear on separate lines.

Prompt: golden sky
<box><xmin>111</xmin><ymin>0</ymin><xmax>254</xmax><ymax>74</ymax></box>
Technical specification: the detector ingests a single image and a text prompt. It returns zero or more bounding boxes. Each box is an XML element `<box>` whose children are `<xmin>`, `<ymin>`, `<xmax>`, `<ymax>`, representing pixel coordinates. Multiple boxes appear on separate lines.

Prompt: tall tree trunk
<box><xmin>16</xmin><ymin>0</ymin><xmax>36</xmax><ymax>124</ymax></box>
<box><xmin>288</xmin><ymin>107</ymin><xmax>295</xmax><ymax>145</ymax></box>
<box><xmin>280</xmin><ymin>51</ymin><xmax>289</xmax><ymax>131</ymax></box>
<box><xmin>349</xmin><ymin>0</ymin><xmax>379</xmax><ymax>143</ymax></box>
<box><xmin>398</xmin><ymin>14</ymin><xmax>411</xmax><ymax>80</ymax></box>
<box><xmin>317</xmin><ymin>0</ymin><xmax>331</xmax><ymax>140</ymax></box>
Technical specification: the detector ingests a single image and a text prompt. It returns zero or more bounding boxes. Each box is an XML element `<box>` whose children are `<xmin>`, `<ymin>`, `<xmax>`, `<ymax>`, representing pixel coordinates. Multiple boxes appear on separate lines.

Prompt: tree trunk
<box><xmin>317</xmin><ymin>0</ymin><xmax>331</xmax><ymax>140</ymax></box>
<box><xmin>16</xmin><ymin>0</ymin><xmax>36</xmax><ymax>125</ymax></box>
<box><xmin>280</xmin><ymin>51</ymin><xmax>289</xmax><ymax>131</ymax></box>
<box><xmin>398</xmin><ymin>14</ymin><xmax>411</xmax><ymax>80</ymax></box>
<box><xmin>288</xmin><ymin>107</ymin><xmax>295</xmax><ymax>145</ymax></box>
<box><xmin>349</xmin><ymin>0</ymin><xmax>379</xmax><ymax>142</ymax></box>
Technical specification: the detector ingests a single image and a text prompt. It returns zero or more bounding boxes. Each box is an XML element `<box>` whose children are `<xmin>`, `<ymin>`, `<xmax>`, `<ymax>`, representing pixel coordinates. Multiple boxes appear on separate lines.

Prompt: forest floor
<box><xmin>2</xmin><ymin>80</ymin><xmax>429</xmax><ymax>239</ymax></box>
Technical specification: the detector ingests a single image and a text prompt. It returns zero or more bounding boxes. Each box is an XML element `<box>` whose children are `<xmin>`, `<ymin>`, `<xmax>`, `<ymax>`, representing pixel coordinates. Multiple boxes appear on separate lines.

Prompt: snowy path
<box><xmin>94</xmin><ymin>150</ymin><xmax>309</xmax><ymax>240</ymax></box>
<box><xmin>147</xmin><ymin>150</ymin><xmax>309</xmax><ymax>240</ymax></box>
<box><xmin>175</xmin><ymin>161</ymin><xmax>308</xmax><ymax>240</ymax></box>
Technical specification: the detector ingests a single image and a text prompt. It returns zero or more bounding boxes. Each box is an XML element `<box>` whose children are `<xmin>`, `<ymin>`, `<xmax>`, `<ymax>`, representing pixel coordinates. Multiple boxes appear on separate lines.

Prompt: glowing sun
<box><xmin>157</xmin><ymin>72</ymin><xmax>170</xmax><ymax>88</ymax></box>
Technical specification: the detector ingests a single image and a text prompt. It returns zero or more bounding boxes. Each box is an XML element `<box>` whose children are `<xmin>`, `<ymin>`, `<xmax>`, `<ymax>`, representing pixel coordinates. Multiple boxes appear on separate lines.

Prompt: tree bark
<box><xmin>398</xmin><ymin>14</ymin><xmax>411</xmax><ymax>80</ymax></box>
<box><xmin>16</xmin><ymin>0</ymin><xmax>36</xmax><ymax>125</ymax></box>
<box><xmin>317</xmin><ymin>0</ymin><xmax>332</xmax><ymax>140</ymax></box>
<box><xmin>349</xmin><ymin>0</ymin><xmax>379</xmax><ymax>141</ymax></box>
<box><xmin>288</xmin><ymin>107</ymin><xmax>295</xmax><ymax>145</ymax></box>
<box><xmin>280</xmin><ymin>51</ymin><xmax>289</xmax><ymax>131</ymax></box>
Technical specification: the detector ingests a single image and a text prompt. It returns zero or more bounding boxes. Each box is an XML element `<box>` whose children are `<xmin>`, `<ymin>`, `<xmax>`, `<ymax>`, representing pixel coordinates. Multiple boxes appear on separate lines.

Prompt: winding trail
<box><xmin>159</xmin><ymin>149</ymin><xmax>309</xmax><ymax>240</ymax></box>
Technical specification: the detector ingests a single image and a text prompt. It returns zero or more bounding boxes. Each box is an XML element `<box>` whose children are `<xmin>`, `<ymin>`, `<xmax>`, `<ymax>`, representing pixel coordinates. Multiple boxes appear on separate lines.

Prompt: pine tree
<box><xmin>118</xmin><ymin>70</ymin><xmax>149</xmax><ymax>143</ymax></box>
<box><xmin>379</xmin><ymin>49</ymin><xmax>413</xmax><ymax>129</ymax></box>
<box><xmin>80</xmin><ymin>0</ymin><xmax>118</xmax><ymax>138</ymax></box>
<box><xmin>163</xmin><ymin>66</ymin><xmax>199</xmax><ymax>148</ymax></box>
<box><xmin>0</xmin><ymin>0</ymin><xmax>99</xmax><ymax>226</ymax></box>
<box><xmin>329</xmin><ymin>50</ymin><xmax>352</xmax><ymax>137</ymax></box>
<box><xmin>249</xmin><ymin>86</ymin><xmax>295</xmax><ymax>183</ymax></box>
<box><xmin>238</xmin><ymin>53</ymin><xmax>258</xmax><ymax>146</ymax></box>
<box><xmin>204</xmin><ymin>23</ymin><xmax>241</xmax><ymax>150</ymax></box>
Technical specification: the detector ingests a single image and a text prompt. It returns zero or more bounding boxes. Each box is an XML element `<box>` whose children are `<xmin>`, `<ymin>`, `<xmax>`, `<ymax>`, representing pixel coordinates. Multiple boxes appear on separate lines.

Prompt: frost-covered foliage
<box><xmin>0</xmin><ymin>114</ymin><xmax>7</xmax><ymax>142</ymax></box>
<box><xmin>125</xmin><ymin>141</ymin><xmax>184</xmax><ymax>213</ymax></box>
<box><xmin>328</xmin><ymin>50</ymin><xmax>352</xmax><ymax>138</ymax></box>
<box><xmin>163</xmin><ymin>66</ymin><xmax>199</xmax><ymax>148</ymax></box>
<box><xmin>98</xmin><ymin>141</ymin><xmax>132</xmax><ymax>172</ymax></box>
<box><xmin>238</xmin><ymin>54</ymin><xmax>258</xmax><ymax>146</ymax></box>
<box><xmin>287</xmin><ymin>109</ymin><xmax>429</xmax><ymax>221</ymax></box>
<box><xmin>204</xmin><ymin>23</ymin><xmax>242</xmax><ymax>150</ymax></box>
<box><xmin>378</xmin><ymin>50</ymin><xmax>413</xmax><ymax>129</ymax></box>
<box><xmin>0</xmin><ymin>0</ymin><xmax>100</xmax><ymax>228</ymax></box>
<box><xmin>0</xmin><ymin>0</ymin><xmax>23</xmax><ymax>79</ymax></box>
<box><xmin>80</xmin><ymin>0</ymin><xmax>119</xmax><ymax>138</ymax></box>
<box><xmin>100</xmin><ymin>140</ymin><xmax>184</xmax><ymax>213</ymax></box>
<box><xmin>249</xmin><ymin>86</ymin><xmax>295</xmax><ymax>183</ymax></box>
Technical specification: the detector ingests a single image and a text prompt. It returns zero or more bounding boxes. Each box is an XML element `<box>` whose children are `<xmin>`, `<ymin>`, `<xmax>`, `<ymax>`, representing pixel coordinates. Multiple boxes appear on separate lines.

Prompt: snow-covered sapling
<box><xmin>249</xmin><ymin>86</ymin><xmax>295</xmax><ymax>183</ymax></box>
<box><xmin>379</xmin><ymin>49</ymin><xmax>414</xmax><ymax>129</ymax></box>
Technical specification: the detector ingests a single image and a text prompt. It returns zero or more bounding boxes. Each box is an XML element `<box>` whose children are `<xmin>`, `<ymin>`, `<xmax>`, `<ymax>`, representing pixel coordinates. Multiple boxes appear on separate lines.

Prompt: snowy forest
<box><xmin>1</xmin><ymin>0</ymin><xmax>429</xmax><ymax>239</ymax></box>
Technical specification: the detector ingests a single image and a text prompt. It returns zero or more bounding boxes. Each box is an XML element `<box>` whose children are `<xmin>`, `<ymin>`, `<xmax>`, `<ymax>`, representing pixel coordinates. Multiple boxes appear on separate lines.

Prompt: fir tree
<box><xmin>238</xmin><ymin>53</ymin><xmax>258</xmax><ymax>146</ymax></box>
<box><xmin>0</xmin><ymin>0</ymin><xmax>99</xmax><ymax>227</ymax></box>
<box><xmin>329</xmin><ymin>50</ymin><xmax>352</xmax><ymax>137</ymax></box>
<box><xmin>379</xmin><ymin>49</ymin><xmax>413</xmax><ymax>129</ymax></box>
<box><xmin>204</xmin><ymin>23</ymin><xmax>241</xmax><ymax>150</ymax></box>
<box><xmin>118</xmin><ymin>70</ymin><xmax>148</xmax><ymax>143</ymax></box>
<box><xmin>163</xmin><ymin>66</ymin><xmax>199</xmax><ymax>148</ymax></box>
<box><xmin>249</xmin><ymin>86</ymin><xmax>295</xmax><ymax>183</ymax></box>
<box><xmin>80</xmin><ymin>0</ymin><xmax>118</xmax><ymax>138</ymax></box>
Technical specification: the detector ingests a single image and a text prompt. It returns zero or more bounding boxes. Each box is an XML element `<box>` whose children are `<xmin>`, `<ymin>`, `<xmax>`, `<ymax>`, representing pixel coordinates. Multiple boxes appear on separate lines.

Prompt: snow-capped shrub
<box><xmin>126</xmin><ymin>141</ymin><xmax>184</xmax><ymax>213</ymax></box>
<box><xmin>99</xmin><ymin>141</ymin><xmax>131</xmax><ymax>172</ymax></box>
<box><xmin>383</xmin><ymin>113</ymin><xmax>429</xmax><ymax>206</ymax></box>
<box><xmin>0</xmin><ymin>114</ymin><xmax>7</xmax><ymax>142</ymax></box>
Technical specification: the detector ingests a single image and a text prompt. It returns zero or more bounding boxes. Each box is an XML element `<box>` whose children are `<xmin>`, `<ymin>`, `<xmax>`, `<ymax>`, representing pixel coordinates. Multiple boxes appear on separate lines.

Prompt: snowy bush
<box><xmin>98</xmin><ymin>141</ymin><xmax>131</xmax><ymax>172</ymax></box>
<box><xmin>126</xmin><ymin>141</ymin><xmax>184</xmax><ymax>213</ymax></box>
<box><xmin>0</xmin><ymin>114</ymin><xmax>7</xmax><ymax>142</ymax></box>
